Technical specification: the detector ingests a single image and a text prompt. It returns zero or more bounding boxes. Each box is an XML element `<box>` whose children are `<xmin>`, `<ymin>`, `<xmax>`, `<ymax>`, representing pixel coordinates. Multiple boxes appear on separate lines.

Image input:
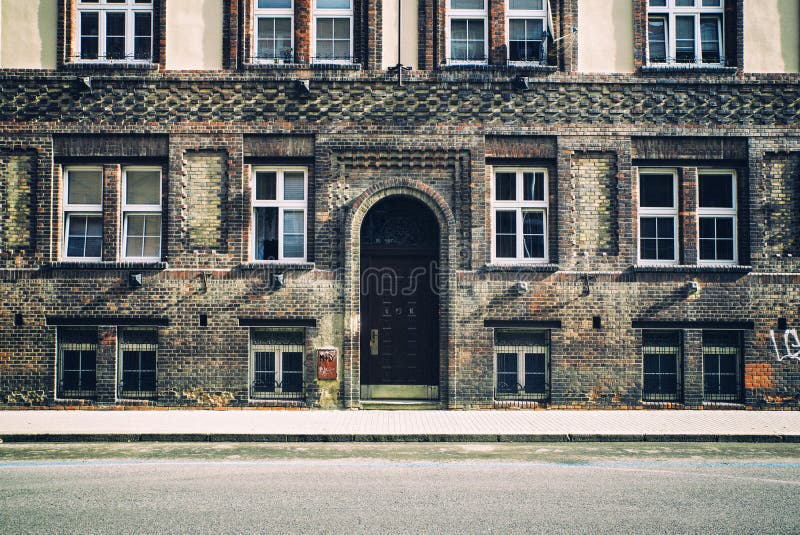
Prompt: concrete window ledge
<box><xmin>640</xmin><ymin>65</ymin><xmax>738</xmax><ymax>76</ymax></box>
<box><xmin>702</xmin><ymin>402</ymin><xmax>747</xmax><ymax>410</ymax></box>
<box><xmin>43</xmin><ymin>261</ymin><xmax>168</xmax><ymax>271</ymax></box>
<box><xmin>60</xmin><ymin>63</ymin><xmax>160</xmax><ymax>72</ymax></box>
<box><xmin>631</xmin><ymin>265</ymin><xmax>752</xmax><ymax>274</ymax></box>
<box><xmin>481</xmin><ymin>264</ymin><xmax>559</xmax><ymax>273</ymax></box>
<box><xmin>239</xmin><ymin>262</ymin><xmax>315</xmax><ymax>271</ymax></box>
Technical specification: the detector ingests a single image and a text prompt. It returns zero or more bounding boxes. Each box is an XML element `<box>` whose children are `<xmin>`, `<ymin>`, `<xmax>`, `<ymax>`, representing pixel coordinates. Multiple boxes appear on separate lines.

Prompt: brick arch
<box><xmin>341</xmin><ymin>180</ymin><xmax>457</xmax><ymax>408</ymax></box>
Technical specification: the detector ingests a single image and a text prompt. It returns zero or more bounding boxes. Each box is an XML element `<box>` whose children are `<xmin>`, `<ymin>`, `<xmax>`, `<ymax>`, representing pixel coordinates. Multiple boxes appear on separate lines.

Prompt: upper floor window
<box><xmin>122</xmin><ymin>168</ymin><xmax>162</xmax><ymax>261</ymax></box>
<box><xmin>63</xmin><ymin>167</ymin><xmax>104</xmax><ymax>261</ymax></box>
<box><xmin>76</xmin><ymin>0</ymin><xmax>153</xmax><ymax>63</ymax></box>
<box><xmin>447</xmin><ymin>0</ymin><xmax>488</xmax><ymax>65</ymax></box>
<box><xmin>506</xmin><ymin>0</ymin><xmax>548</xmax><ymax>65</ymax></box>
<box><xmin>492</xmin><ymin>168</ymin><xmax>549</xmax><ymax>263</ymax></box>
<box><xmin>647</xmin><ymin>0</ymin><xmax>724</xmax><ymax>66</ymax></box>
<box><xmin>312</xmin><ymin>0</ymin><xmax>353</xmax><ymax>64</ymax></box>
<box><xmin>698</xmin><ymin>170</ymin><xmax>736</xmax><ymax>264</ymax></box>
<box><xmin>638</xmin><ymin>169</ymin><xmax>678</xmax><ymax>264</ymax></box>
<box><xmin>253</xmin><ymin>0</ymin><xmax>294</xmax><ymax>63</ymax></box>
<box><xmin>251</xmin><ymin>167</ymin><xmax>307</xmax><ymax>262</ymax></box>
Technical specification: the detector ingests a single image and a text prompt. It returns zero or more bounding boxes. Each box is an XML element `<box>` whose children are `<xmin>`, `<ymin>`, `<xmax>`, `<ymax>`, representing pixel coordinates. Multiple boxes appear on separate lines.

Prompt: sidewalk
<box><xmin>1</xmin><ymin>410</ymin><xmax>799</xmax><ymax>442</ymax></box>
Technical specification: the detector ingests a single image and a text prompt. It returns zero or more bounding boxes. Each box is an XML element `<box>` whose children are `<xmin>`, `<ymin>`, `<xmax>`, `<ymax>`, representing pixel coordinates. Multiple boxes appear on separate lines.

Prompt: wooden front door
<box><xmin>359</xmin><ymin>197</ymin><xmax>440</xmax><ymax>398</ymax></box>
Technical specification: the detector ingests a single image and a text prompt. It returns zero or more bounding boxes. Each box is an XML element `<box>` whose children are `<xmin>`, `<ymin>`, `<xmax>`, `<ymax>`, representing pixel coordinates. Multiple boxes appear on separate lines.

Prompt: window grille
<box><xmin>703</xmin><ymin>330</ymin><xmax>743</xmax><ymax>402</ymax></box>
<box><xmin>58</xmin><ymin>328</ymin><xmax>98</xmax><ymax>399</ymax></box>
<box><xmin>118</xmin><ymin>328</ymin><xmax>157</xmax><ymax>399</ymax></box>
<box><xmin>642</xmin><ymin>331</ymin><xmax>682</xmax><ymax>402</ymax></box>
<box><xmin>250</xmin><ymin>328</ymin><xmax>305</xmax><ymax>400</ymax></box>
<box><xmin>494</xmin><ymin>330</ymin><xmax>549</xmax><ymax>401</ymax></box>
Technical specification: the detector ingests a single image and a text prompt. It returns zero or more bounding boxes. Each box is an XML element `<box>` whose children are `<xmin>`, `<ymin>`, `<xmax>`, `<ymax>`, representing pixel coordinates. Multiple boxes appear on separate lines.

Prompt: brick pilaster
<box><xmin>102</xmin><ymin>164</ymin><xmax>120</xmax><ymax>262</ymax></box>
<box><xmin>96</xmin><ymin>326</ymin><xmax>117</xmax><ymax>403</ymax></box>
<box><xmin>682</xmin><ymin>329</ymin><xmax>703</xmax><ymax>406</ymax></box>
<box><xmin>679</xmin><ymin>167</ymin><xmax>698</xmax><ymax>265</ymax></box>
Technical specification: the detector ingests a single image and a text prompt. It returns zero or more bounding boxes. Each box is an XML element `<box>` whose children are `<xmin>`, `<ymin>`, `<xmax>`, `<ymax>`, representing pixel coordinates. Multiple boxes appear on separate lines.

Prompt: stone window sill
<box><xmin>44</xmin><ymin>261</ymin><xmax>168</xmax><ymax>270</ymax></box>
<box><xmin>702</xmin><ymin>401</ymin><xmax>746</xmax><ymax>410</ymax></box>
<box><xmin>61</xmin><ymin>62</ymin><xmax>160</xmax><ymax>72</ymax></box>
<box><xmin>631</xmin><ymin>265</ymin><xmax>752</xmax><ymax>274</ymax></box>
<box><xmin>239</xmin><ymin>262</ymin><xmax>315</xmax><ymax>271</ymax></box>
<box><xmin>242</xmin><ymin>62</ymin><xmax>361</xmax><ymax>71</ymax></box>
<box><xmin>640</xmin><ymin>65</ymin><xmax>738</xmax><ymax>75</ymax></box>
<box><xmin>481</xmin><ymin>263</ymin><xmax>559</xmax><ymax>273</ymax></box>
<box><xmin>439</xmin><ymin>64</ymin><xmax>557</xmax><ymax>74</ymax></box>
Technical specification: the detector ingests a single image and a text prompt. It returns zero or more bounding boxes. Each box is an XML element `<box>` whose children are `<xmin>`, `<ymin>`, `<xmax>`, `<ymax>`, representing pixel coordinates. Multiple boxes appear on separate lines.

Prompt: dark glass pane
<box><xmin>656</xmin><ymin>218</ymin><xmax>674</xmax><ymax>239</ymax></box>
<box><xmin>107</xmin><ymin>37</ymin><xmax>125</xmax><ymax>59</ymax></box>
<box><xmin>719</xmin><ymin>354</ymin><xmax>737</xmax><ymax>374</ymax></box>
<box><xmin>496</xmin><ymin>211</ymin><xmax>516</xmax><ymax>234</ymax></box>
<box><xmin>260</xmin><ymin>0</ymin><xmax>292</xmax><ymax>7</ymax></box>
<box><xmin>640</xmin><ymin>174</ymin><xmax>674</xmax><ymax>207</ymax></box>
<box><xmin>496</xmin><ymin>236</ymin><xmax>516</xmax><ymax>258</ymax></box>
<box><xmin>140</xmin><ymin>351</ymin><xmax>157</xmax><ymax>370</ymax></box>
<box><xmin>107</xmin><ymin>12</ymin><xmax>125</xmax><ymax>35</ymax></box>
<box><xmin>255</xmin><ymin>207</ymin><xmax>279</xmax><ymax>260</ymax></box>
<box><xmin>80</xmin><ymin>10</ymin><xmax>99</xmax><ymax>59</ymax></box>
<box><xmin>497</xmin><ymin>353</ymin><xmax>517</xmax><ymax>374</ymax></box>
<box><xmin>523</xmin><ymin>236</ymin><xmax>544</xmax><ymax>258</ymax></box>
<box><xmin>67</xmin><ymin>237</ymin><xmax>86</xmax><ymax>257</ymax></box>
<box><xmin>643</xmin><ymin>374</ymin><xmax>659</xmax><ymax>394</ymax></box>
<box><xmin>495</xmin><ymin>330</ymin><xmax>546</xmax><ymax>346</ymax></box>
<box><xmin>700</xmin><ymin>16</ymin><xmax>721</xmax><ymax>63</ymax></box>
<box><xmin>525</xmin><ymin>353</ymin><xmax>545</xmax><ymax>374</ymax></box>
<box><xmin>140</xmin><ymin>372</ymin><xmax>156</xmax><ymax>392</ymax></box>
<box><xmin>643</xmin><ymin>354</ymin><xmax>659</xmax><ymax>374</ymax></box>
<box><xmin>123</xmin><ymin>351</ymin><xmax>139</xmax><ymax>370</ymax></box>
<box><xmin>496</xmin><ymin>374</ymin><xmax>517</xmax><ymax>393</ymax></box>
<box><xmin>256</xmin><ymin>172</ymin><xmax>277</xmax><ymax>200</ymax></box>
<box><xmin>282</xmin><ymin>351</ymin><xmax>303</xmax><ymax>373</ymax></box>
<box><xmin>134</xmin><ymin>12</ymin><xmax>151</xmax><ymax>36</ymax></box>
<box><xmin>661</xmin><ymin>376</ymin><xmax>678</xmax><ymax>394</ymax></box>
<box><xmin>699</xmin><ymin>239</ymin><xmax>715</xmax><ymax>260</ymax></box>
<box><xmin>699</xmin><ymin>174</ymin><xmax>733</xmax><ymax>208</ymax></box>
<box><xmin>82</xmin><ymin>370</ymin><xmax>96</xmax><ymax>390</ymax></box>
<box><xmin>704</xmin><ymin>372</ymin><xmax>720</xmax><ymax>393</ymax></box>
<box><xmin>282</xmin><ymin>372</ymin><xmax>303</xmax><ymax>392</ymax></box>
<box><xmin>82</xmin><ymin>350</ymin><xmax>96</xmax><ymax>369</ymax></box>
<box><xmin>523</xmin><ymin>211</ymin><xmax>544</xmax><ymax>234</ymax></box>
<box><xmin>718</xmin><ymin>373</ymin><xmax>737</xmax><ymax>394</ymax></box>
<box><xmin>699</xmin><ymin>217</ymin><xmax>715</xmax><ymax>238</ymax></box>
<box><xmin>255</xmin><ymin>351</ymin><xmax>276</xmax><ymax>373</ymax></box>
<box><xmin>523</xmin><ymin>172</ymin><xmax>544</xmax><ymax>201</ymax></box>
<box><xmin>657</xmin><ymin>239</ymin><xmax>675</xmax><ymax>260</ymax></box>
<box><xmin>84</xmin><ymin>237</ymin><xmax>103</xmax><ymax>258</ymax></box>
<box><xmin>647</xmin><ymin>17</ymin><xmax>667</xmax><ymax>63</ymax></box>
<box><xmin>63</xmin><ymin>350</ymin><xmax>81</xmax><ymax>369</ymax></box>
<box><xmin>524</xmin><ymin>373</ymin><xmax>546</xmax><ymax>394</ymax></box>
<box><xmin>717</xmin><ymin>239</ymin><xmax>734</xmax><ymax>261</ymax></box>
<box><xmin>640</xmin><ymin>238</ymin><xmax>657</xmax><ymax>260</ymax></box>
<box><xmin>640</xmin><ymin>217</ymin><xmax>657</xmax><ymax>238</ymax></box>
<box><xmin>495</xmin><ymin>173</ymin><xmax>516</xmax><ymax>200</ymax></box>
<box><xmin>716</xmin><ymin>218</ymin><xmax>734</xmax><ymax>238</ymax></box>
<box><xmin>122</xmin><ymin>371</ymin><xmax>139</xmax><ymax>389</ymax></box>
<box><xmin>675</xmin><ymin>16</ymin><xmax>696</xmax><ymax>63</ymax></box>
<box><xmin>81</xmin><ymin>37</ymin><xmax>99</xmax><ymax>59</ymax></box>
<box><xmin>62</xmin><ymin>370</ymin><xmax>81</xmax><ymax>390</ymax></box>
<box><xmin>660</xmin><ymin>354</ymin><xmax>677</xmax><ymax>374</ymax></box>
<box><xmin>451</xmin><ymin>0</ymin><xmax>484</xmax><ymax>8</ymax></box>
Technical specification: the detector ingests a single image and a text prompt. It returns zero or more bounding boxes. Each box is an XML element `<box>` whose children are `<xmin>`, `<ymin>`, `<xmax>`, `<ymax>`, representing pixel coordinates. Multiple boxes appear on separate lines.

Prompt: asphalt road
<box><xmin>1</xmin><ymin>443</ymin><xmax>799</xmax><ymax>534</ymax></box>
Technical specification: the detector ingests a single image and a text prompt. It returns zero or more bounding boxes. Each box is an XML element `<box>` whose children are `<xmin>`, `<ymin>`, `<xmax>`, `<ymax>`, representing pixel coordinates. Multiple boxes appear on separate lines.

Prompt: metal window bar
<box><xmin>494</xmin><ymin>338</ymin><xmax>549</xmax><ymax>401</ymax></box>
<box><xmin>118</xmin><ymin>342</ymin><xmax>157</xmax><ymax>399</ymax></box>
<box><xmin>251</xmin><ymin>339</ymin><xmax>305</xmax><ymax>400</ymax></box>
<box><xmin>703</xmin><ymin>339</ymin><xmax>742</xmax><ymax>402</ymax></box>
<box><xmin>310</xmin><ymin>55</ymin><xmax>358</xmax><ymax>64</ymax></box>
<box><xmin>255</xmin><ymin>47</ymin><xmax>295</xmax><ymax>62</ymax></box>
<box><xmin>642</xmin><ymin>336</ymin><xmax>682</xmax><ymax>402</ymax></box>
<box><xmin>58</xmin><ymin>342</ymin><xmax>98</xmax><ymax>399</ymax></box>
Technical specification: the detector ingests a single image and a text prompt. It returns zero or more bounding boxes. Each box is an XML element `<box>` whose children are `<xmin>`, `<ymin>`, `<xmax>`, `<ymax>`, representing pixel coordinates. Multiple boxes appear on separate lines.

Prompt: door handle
<box><xmin>370</xmin><ymin>329</ymin><xmax>379</xmax><ymax>356</ymax></box>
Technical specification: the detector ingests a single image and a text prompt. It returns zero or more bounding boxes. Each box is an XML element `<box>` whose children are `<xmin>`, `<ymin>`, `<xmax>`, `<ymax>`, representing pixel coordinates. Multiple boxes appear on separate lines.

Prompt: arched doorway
<box><xmin>359</xmin><ymin>196</ymin><xmax>440</xmax><ymax>400</ymax></box>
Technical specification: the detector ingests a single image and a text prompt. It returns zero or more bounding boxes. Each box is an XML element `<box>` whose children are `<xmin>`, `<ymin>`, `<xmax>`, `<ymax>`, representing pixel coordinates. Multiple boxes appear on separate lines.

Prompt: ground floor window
<box><xmin>250</xmin><ymin>328</ymin><xmax>305</xmax><ymax>400</ymax></box>
<box><xmin>703</xmin><ymin>330</ymin><xmax>743</xmax><ymax>402</ymax></box>
<box><xmin>642</xmin><ymin>331</ymin><xmax>682</xmax><ymax>402</ymax></box>
<box><xmin>58</xmin><ymin>328</ymin><xmax>98</xmax><ymax>399</ymax></box>
<box><xmin>494</xmin><ymin>330</ymin><xmax>549</xmax><ymax>401</ymax></box>
<box><xmin>118</xmin><ymin>328</ymin><xmax>157</xmax><ymax>399</ymax></box>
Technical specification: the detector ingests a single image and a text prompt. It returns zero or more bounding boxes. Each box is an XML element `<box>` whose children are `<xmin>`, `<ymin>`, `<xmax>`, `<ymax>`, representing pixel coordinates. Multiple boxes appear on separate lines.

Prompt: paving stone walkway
<box><xmin>1</xmin><ymin>410</ymin><xmax>799</xmax><ymax>442</ymax></box>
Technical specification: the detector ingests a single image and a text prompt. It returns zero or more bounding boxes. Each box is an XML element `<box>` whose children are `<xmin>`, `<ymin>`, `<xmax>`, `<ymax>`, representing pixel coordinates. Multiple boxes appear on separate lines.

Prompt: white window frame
<box><xmin>446</xmin><ymin>0</ymin><xmax>489</xmax><ymax>65</ymax></box>
<box><xmin>646</xmin><ymin>0</ymin><xmax>724</xmax><ymax>66</ymax></box>
<box><xmin>62</xmin><ymin>166</ymin><xmax>104</xmax><ymax>262</ymax></box>
<box><xmin>252</xmin><ymin>0</ymin><xmax>295</xmax><ymax>63</ymax></box>
<box><xmin>697</xmin><ymin>169</ymin><xmax>737</xmax><ymax>265</ymax></box>
<box><xmin>491</xmin><ymin>167</ymin><xmax>549</xmax><ymax>264</ymax></box>
<box><xmin>75</xmin><ymin>0</ymin><xmax>154</xmax><ymax>64</ymax></box>
<box><xmin>505</xmin><ymin>0</ymin><xmax>548</xmax><ymax>66</ymax></box>
<box><xmin>121</xmin><ymin>166</ymin><xmax>163</xmax><ymax>262</ymax></box>
<box><xmin>311</xmin><ymin>0</ymin><xmax>354</xmax><ymax>64</ymax></box>
<box><xmin>116</xmin><ymin>327</ymin><xmax>158</xmax><ymax>400</ymax></box>
<box><xmin>493</xmin><ymin>330</ymin><xmax>550</xmax><ymax>400</ymax></box>
<box><xmin>248</xmin><ymin>329</ymin><xmax>305</xmax><ymax>399</ymax></box>
<box><xmin>251</xmin><ymin>166</ymin><xmax>308</xmax><ymax>262</ymax></box>
<box><xmin>637</xmin><ymin>168</ymin><xmax>679</xmax><ymax>265</ymax></box>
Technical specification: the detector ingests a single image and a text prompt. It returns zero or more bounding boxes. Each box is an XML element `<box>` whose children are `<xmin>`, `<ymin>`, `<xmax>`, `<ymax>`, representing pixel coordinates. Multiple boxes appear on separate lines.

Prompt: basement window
<box><xmin>58</xmin><ymin>328</ymin><xmax>98</xmax><ymax>399</ymax></box>
<box><xmin>494</xmin><ymin>330</ymin><xmax>550</xmax><ymax>401</ymax></box>
<box><xmin>118</xmin><ymin>328</ymin><xmax>157</xmax><ymax>399</ymax></box>
<box><xmin>642</xmin><ymin>330</ymin><xmax>682</xmax><ymax>402</ymax></box>
<box><xmin>250</xmin><ymin>328</ymin><xmax>305</xmax><ymax>400</ymax></box>
<box><xmin>703</xmin><ymin>330</ymin><xmax>743</xmax><ymax>403</ymax></box>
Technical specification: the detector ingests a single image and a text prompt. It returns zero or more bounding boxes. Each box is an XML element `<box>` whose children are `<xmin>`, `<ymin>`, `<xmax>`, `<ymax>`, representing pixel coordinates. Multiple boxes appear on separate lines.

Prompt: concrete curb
<box><xmin>2</xmin><ymin>433</ymin><xmax>798</xmax><ymax>443</ymax></box>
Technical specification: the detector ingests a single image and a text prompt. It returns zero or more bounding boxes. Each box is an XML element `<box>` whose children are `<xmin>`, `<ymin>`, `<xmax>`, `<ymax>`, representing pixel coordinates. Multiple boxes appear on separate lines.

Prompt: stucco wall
<box><xmin>0</xmin><ymin>0</ymin><xmax>57</xmax><ymax>69</ymax></box>
<box><xmin>577</xmin><ymin>0</ymin><xmax>634</xmax><ymax>73</ymax></box>
<box><xmin>744</xmin><ymin>0</ymin><xmax>800</xmax><ymax>73</ymax></box>
<box><xmin>382</xmin><ymin>0</ymin><xmax>418</xmax><ymax>70</ymax></box>
<box><xmin>166</xmin><ymin>0</ymin><xmax>224</xmax><ymax>70</ymax></box>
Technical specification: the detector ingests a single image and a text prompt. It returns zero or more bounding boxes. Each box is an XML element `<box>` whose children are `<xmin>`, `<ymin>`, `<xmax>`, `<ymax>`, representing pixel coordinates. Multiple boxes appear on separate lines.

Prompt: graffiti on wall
<box><xmin>770</xmin><ymin>329</ymin><xmax>800</xmax><ymax>362</ymax></box>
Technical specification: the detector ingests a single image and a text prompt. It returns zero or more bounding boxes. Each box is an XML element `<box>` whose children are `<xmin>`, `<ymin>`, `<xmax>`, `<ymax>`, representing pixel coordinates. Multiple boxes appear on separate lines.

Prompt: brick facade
<box><xmin>1</xmin><ymin>2</ymin><xmax>800</xmax><ymax>410</ymax></box>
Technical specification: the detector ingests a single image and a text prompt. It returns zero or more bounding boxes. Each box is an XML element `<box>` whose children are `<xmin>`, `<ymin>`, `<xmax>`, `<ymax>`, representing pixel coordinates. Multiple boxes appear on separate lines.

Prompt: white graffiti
<box><xmin>770</xmin><ymin>329</ymin><xmax>800</xmax><ymax>362</ymax></box>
